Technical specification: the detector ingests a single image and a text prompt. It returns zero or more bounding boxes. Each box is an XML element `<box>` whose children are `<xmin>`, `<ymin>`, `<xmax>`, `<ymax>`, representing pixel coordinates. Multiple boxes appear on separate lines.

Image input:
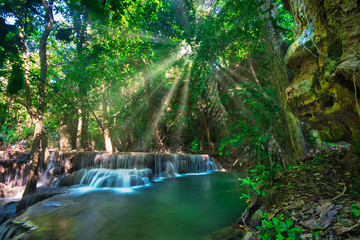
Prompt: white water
<box><xmin>79</xmin><ymin>168</ymin><xmax>152</xmax><ymax>188</ymax></box>
<box><xmin>43</xmin><ymin>152</ymin><xmax>218</xmax><ymax>189</ymax></box>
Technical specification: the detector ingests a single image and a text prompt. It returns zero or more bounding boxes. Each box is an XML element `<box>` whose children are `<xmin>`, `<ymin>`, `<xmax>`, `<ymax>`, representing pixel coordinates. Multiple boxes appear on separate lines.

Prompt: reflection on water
<box><xmin>17</xmin><ymin>172</ymin><xmax>247</xmax><ymax>240</ymax></box>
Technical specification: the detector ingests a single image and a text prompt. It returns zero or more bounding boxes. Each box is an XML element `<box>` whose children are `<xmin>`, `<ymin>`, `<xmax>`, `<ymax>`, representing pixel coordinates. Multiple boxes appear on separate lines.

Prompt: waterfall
<box><xmin>0</xmin><ymin>152</ymin><xmax>29</xmax><ymax>198</ymax></box>
<box><xmin>46</xmin><ymin>152</ymin><xmax>218</xmax><ymax>189</ymax></box>
<box><xmin>0</xmin><ymin>220</ymin><xmax>36</xmax><ymax>240</ymax></box>
<box><xmin>79</xmin><ymin>168</ymin><xmax>152</xmax><ymax>188</ymax></box>
<box><xmin>0</xmin><ymin>151</ymin><xmax>218</xmax><ymax>193</ymax></box>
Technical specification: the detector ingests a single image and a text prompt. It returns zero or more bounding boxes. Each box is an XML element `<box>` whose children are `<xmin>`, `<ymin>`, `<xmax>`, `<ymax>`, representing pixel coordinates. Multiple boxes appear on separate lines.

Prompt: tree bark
<box><xmin>263</xmin><ymin>0</ymin><xmax>308</xmax><ymax>163</ymax></box>
<box><xmin>59</xmin><ymin>114</ymin><xmax>71</xmax><ymax>151</ymax></box>
<box><xmin>40</xmin><ymin>129</ymin><xmax>49</xmax><ymax>169</ymax></box>
<box><xmin>68</xmin><ymin>118</ymin><xmax>77</xmax><ymax>149</ymax></box>
<box><xmin>102</xmin><ymin>89</ymin><xmax>113</xmax><ymax>152</ymax></box>
<box><xmin>73</xmin><ymin>10</ymin><xmax>90</xmax><ymax>151</ymax></box>
<box><xmin>76</xmin><ymin>108</ymin><xmax>83</xmax><ymax>150</ymax></box>
<box><xmin>23</xmin><ymin>0</ymin><xmax>54</xmax><ymax>197</ymax></box>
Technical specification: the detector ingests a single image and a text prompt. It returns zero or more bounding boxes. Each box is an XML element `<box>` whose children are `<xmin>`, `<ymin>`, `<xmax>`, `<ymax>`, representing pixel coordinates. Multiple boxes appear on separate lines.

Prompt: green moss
<box><xmin>312</xmin><ymin>70</ymin><xmax>322</xmax><ymax>90</ymax></box>
<box><xmin>324</xmin><ymin>102</ymin><xmax>340</xmax><ymax>114</ymax></box>
<box><xmin>324</xmin><ymin>63</ymin><xmax>337</xmax><ymax>78</ymax></box>
<box><xmin>318</xmin><ymin>124</ymin><xmax>344</xmax><ymax>142</ymax></box>
<box><xmin>309</xmin><ymin>115</ymin><xmax>319</xmax><ymax>122</ymax></box>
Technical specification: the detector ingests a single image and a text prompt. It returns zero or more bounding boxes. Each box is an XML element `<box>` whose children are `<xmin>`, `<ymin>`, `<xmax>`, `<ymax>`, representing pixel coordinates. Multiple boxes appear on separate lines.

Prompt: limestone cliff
<box><xmin>284</xmin><ymin>0</ymin><xmax>360</xmax><ymax>143</ymax></box>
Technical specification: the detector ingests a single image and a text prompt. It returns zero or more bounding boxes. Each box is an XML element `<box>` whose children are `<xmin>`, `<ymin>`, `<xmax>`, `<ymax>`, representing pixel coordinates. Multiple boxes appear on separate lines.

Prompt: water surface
<box><xmin>18</xmin><ymin>172</ymin><xmax>247</xmax><ymax>240</ymax></box>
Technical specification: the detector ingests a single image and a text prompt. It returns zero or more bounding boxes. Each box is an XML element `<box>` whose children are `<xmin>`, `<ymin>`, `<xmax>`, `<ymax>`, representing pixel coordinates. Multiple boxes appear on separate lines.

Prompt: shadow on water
<box><xmin>13</xmin><ymin>172</ymin><xmax>247</xmax><ymax>240</ymax></box>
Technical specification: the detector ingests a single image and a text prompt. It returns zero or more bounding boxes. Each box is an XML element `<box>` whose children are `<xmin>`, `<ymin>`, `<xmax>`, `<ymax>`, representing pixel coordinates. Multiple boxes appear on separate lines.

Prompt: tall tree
<box><xmin>23</xmin><ymin>0</ymin><xmax>54</xmax><ymax>196</ymax></box>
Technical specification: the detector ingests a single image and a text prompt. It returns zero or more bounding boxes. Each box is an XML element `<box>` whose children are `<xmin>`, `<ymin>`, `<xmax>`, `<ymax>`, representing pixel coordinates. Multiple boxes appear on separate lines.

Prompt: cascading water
<box><xmin>0</xmin><ymin>220</ymin><xmax>36</xmax><ymax>240</ymax></box>
<box><xmin>44</xmin><ymin>151</ymin><xmax>218</xmax><ymax>189</ymax></box>
<box><xmin>0</xmin><ymin>152</ymin><xmax>29</xmax><ymax>198</ymax></box>
<box><xmin>79</xmin><ymin>168</ymin><xmax>152</xmax><ymax>188</ymax></box>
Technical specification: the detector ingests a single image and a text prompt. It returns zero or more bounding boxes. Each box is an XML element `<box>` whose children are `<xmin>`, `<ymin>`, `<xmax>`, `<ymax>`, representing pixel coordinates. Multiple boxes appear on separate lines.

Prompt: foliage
<box><xmin>0</xmin><ymin>101</ymin><xmax>33</xmax><ymax>144</ymax></box>
<box><xmin>351</xmin><ymin>203</ymin><xmax>360</xmax><ymax>219</ymax></box>
<box><xmin>0</xmin><ymin>0</ymin><xmax>295</xmax><ymax>156</ymax></box>
<box><xmin>239</xmin><ymin>157</ymin><xmax>281</xmax><ymax>198</ymax></box>
<box><xmin>257</xmin><ymin>213</ymin><xmax>302</xmax><ymax>240</ymax></box>
<box><xmin>190</xmin><ymin>137</ymin><xmax>200</xmax><ymax>154</ymax></box>
<box><xmin>239</xmin><ymin>176</ymin><xmax>266</xmax><ymax>197</ymax></box>
<box><xmin>218</xmin><ymin>120</ymin><xmax>256</xmax><ymax>156</ymax></box>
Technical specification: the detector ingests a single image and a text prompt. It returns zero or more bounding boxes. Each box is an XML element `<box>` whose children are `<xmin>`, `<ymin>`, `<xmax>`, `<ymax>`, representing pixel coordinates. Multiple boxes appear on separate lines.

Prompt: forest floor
<box><xmin>205</xmin><ymin>146</ymin><xmax>360</xmax><ymax>239</ymax></box>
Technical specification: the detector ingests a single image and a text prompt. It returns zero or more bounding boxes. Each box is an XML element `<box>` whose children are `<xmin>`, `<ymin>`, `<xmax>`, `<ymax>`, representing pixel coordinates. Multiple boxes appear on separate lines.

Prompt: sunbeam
<box><xmin>174</xmin><ymin>63</ymin><xmax>192</xmax><ymax>144</ymax></box>
<box><xmin>123</xmin><ymin>55</ymin><xmax>183</xmax><ymax>124</ymax></box>
<box><xmin>143</xmin><ymin>63</ymin><xmax>187</xmax><ymax>148</ymax></box>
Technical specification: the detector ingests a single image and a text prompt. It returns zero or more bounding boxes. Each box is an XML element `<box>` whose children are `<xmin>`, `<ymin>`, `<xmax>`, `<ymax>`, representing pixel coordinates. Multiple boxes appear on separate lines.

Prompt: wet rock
<box><xmin>0</xmin><ymin>202</ymin><xmax>17</xmax><ymax>225</ymax></box>
<box><xmin>57</xmin><ymin>169</ymin><xmax>87</xmax><ymax>187</ymax></box>
<box><xmin>241</xmin><ymin>232</ymin><xmax>253</xmax><ymax>240</ymax></box>
<box><xmin>15</xmin><ymin>187</ymin><xmax>67</xmax><ymax>214</ymax></box>
<box><xmin>248</xmin><ymin>206</ymin><xmax>264</xmax><ymax>230</ymax></box>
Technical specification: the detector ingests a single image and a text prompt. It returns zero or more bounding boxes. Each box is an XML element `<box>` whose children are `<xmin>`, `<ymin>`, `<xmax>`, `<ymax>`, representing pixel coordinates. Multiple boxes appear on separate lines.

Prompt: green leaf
<box><xmin>276</xmin><ymin>234</ymin><xmax>285</xmax><ymax>239</ymax></box>
<box><xmin>285</xmin><ymin>219</ymin><xmax>293</xmax><ymax>228</ymax></box>
<box><xmin>272</xmin><ymin>217</ymin><xmax>279</xmax><ymax>225</ymax></box>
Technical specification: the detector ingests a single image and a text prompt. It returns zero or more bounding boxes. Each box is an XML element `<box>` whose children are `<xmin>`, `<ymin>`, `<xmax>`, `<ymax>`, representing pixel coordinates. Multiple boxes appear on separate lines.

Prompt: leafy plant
<box><xmin>239</xmin><ymin>193</ymin><xmax>251</xmax><ymax>201</ymax></box>
<box><xmin>250</xmin><ymin>161</ymin><xmax>281</xmax><ymax>188</ymax></box>
<box><xmin>239</xmin><ymin>176</ymin><xmax>266</xmax><ymax>196</ymax></box>
<box><xmin>312</xmin><ymin>155</ymin><xmax>329</xmax><ymax>166</ymax></box>
<box><xmin>239</xmin><ymin>152</ymin><xmax>281</xmax><ymax>199</ymax></box>
<box><xmin>257</xmin><ymin>213</ymin><xmax>302</xmax><ymax>240</ymax></box>
<box><xmin>351</xmin><ymin>203</ymin><xmax>360</xmax><ymax>219</ymax></box>
<box><xmin>191</xmin><ymin>137</ymin><xmax>200</xmax><ymax>153</ymax></box>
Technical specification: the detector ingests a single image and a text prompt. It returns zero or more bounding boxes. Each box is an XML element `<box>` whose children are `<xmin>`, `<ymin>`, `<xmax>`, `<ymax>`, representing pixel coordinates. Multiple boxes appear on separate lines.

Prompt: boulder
<box><xmin>284</xmin><ymin>0</ymin><xmax>360</xmax><ymax>144</ymax></box>
<box><xmin>57</xmin><ymin>169</ymin><xmax>87</xmax><ymax>187</ymax></box>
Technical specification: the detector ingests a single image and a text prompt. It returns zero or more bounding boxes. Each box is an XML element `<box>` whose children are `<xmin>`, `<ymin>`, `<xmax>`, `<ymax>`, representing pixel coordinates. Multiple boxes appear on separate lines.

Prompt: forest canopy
<box><xmin>0</xmin><ymin>0</ymin><xmax>296</xmax><ymax>162</ymax></box>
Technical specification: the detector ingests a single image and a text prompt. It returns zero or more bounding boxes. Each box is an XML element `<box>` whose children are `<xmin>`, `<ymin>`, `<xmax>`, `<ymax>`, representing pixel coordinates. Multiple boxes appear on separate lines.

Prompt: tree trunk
<box><xmin>59</xmin><ymin>115</ymin><xmax>71</xmax><ymax>151</ymax></box>
<box><xmin>204</xmin><ymin>111</ymin><xmax>215</xmax><ymax>154</ymax></box>
<box><xmin>102</xmin><ymin>89</ymin><xmax>113</xmax><ymax>152</ymax></box>
<box><xmin>263</xmin><ymin>0</ymin><xmax>308</xmax><ymax>163</ymax></box>
<box><xmin>40</xmin><ymin>129</ymin><xmax>49</xmax><ymax>170</ymax></box>
<box><xmin>23</xmin><ymin>119</ymin><xmax>43</xmax><ymax>196</ymax></box>
<box><xmin>23</xmin><ymin>0</ymin><xmax>54</xmax><ymax>197</ymax></box>
<box><xmin>77</xmin><ymin>88</ymin><xmax>90</xmax><ymax>150</ymax></box>
<box><xmin>74</xmin><ymin>11</ymin><xmax>90</xmax><ymax>151</ymax></box>
<box><xmin>76</xmin><ymin>108</ymin><xmax>83</xmax><ymax>150</ymax></box>
<box><xmin>143</xmin><ymin>71</ymin><xmax>164</xmax><ymax>151</ymax></box>
<box><xmin>68</xmin><ymin>118</ymin><xmax>77</xmax><ymax>149</ymax></box>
